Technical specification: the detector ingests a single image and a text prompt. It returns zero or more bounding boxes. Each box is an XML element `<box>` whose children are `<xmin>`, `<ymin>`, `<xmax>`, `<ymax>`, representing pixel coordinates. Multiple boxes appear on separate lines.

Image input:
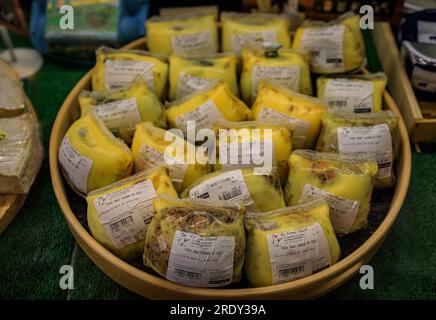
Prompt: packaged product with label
<box><xmin>240</xmin><ymin>45</ymin><xmax>312</xmax><ymax>103</ymax></box>
<box><xmin>0</xmin><ymin>71</ymin><xmax>26</xmax><ymax>117</ymax></box>
<box><xmin>58</xmin><ymin>112</ymin><xmax>133</xmax><ymax>196</ymax></box>
<box><xmin>284</xmin><ymin>150</ymin><xmax>378</xmax><ymax>234</ymax></box>
<box><xmin>169</xmin><ymin>53</ymin><xmax>239</xmax><ymax>100</ymax></box>
<box><xmin>131</xmin><ymin>122</ymin><xmax>210</xmax><ymax>192</ymax></box>
<box><xmin>181</xmin><ymin>167</ymin><xmax>285</xmax><ymax>212</ymax></box>
<box><xmin>146</xmin><ymin>14</ymin><xmax>218</xmax><ymax>56</ymax></box>
<box><xmin>317</xmin><ymin>72</ymin><xmax>388</xmax><ymax>114</ymax></box>
<box><xmin>86</xmin><ymin>167</ymin><xmax>178</xmax><ymax>259</ymax></box>
<box><xmin>79</xmin><ymin>76</ymin><xmax>166</xmax><ymax>143</ymax></box>
<box><xmin>143</xmin><ymin>196</ymin><xmax>246</xmax><ymax>287</ymax></box>
<box><xmin>292</xmin><ymin>13</ymin><xmax>365</xmax><ymax>74</ymax></box>
<box><xmin>221</xmin><ymin>12</ymin><xmax>291</xmax><ymax>53</ymax></box>
<box><xmin>251</xmin><ymin>82</ymin><xmax>326</xmax><ymax>149</ymax></box>
<box><xmin>316</xmin><ymin>111</ymin><xmax>398</xmax><ymax>188</ymax></box>
<box><xmin>165</xmin><ymin>81</ymin><xmax>251</xmax><ymax>135</ymax></box>
<box><xmin>244</xmin><ymin>199</ymin><xmax>340</xmax><ymax>287</ymax></box>
<box><xmin>0</xmin><ymin>113</ymin><xmax>44</xmax><ymax>194</ymax></box>
<box><xmin>92</xmin><ymin>46</ymin><xmax>169</xmax><ymax>100</ymax></box>
<box><xmin>212</xmin><ymin>120</ymin><xmax>293</xmax><ymax>185</ymax></box>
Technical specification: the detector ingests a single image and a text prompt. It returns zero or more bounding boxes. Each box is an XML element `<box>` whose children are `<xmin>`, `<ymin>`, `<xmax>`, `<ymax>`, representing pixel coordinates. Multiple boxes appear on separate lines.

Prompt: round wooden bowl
<box><xmin>49</xmin><ymin>37</ymin><xmax>412</xmax><ymax>299</ymax></box>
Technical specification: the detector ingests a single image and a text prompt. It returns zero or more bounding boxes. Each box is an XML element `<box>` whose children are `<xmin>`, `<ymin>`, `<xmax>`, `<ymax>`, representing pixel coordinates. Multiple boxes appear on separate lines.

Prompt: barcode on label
<box><xmin>310</xmin><ymin>50</ymin><xmax>320</xmax><ymax>57</ymax></box>
<box><xmin>208</xmin><ymin>279</ymin><xmax>231</xmax><ymax>285</ymax></box>
<box><xmin>328</xmin><ymin>100</ymin><xmax>347</xmax><ymax>108</ymax></box>
<box><xmin>110</xmin><ymin>216</ymin><xmax>134</xmax><ymax>232</ymax></box>
<box><xmin>219</xmin><ymin>186</ymin><xmax>243</xmax><ymax>201</ymax></box>
<box><xmin>279</xmin><ymin>266</ymin><xmax>305</xmax><ymax>278</ymax></box>
<box><xmin>174</xmin><ymin>268</ymin><xmax>202</xmax><ymax>280</ymax></box>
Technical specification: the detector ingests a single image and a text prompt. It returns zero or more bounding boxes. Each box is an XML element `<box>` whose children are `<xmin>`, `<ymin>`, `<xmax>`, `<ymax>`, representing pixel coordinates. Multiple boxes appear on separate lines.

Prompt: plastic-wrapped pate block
<box><xmin>58</xmin><ymin>113</ymin><xmax>133</xmax><ymax>196</ymax></box>
<box><xmin>221</xmin><ymin>12</ymin><xmax>291</xmax><ymax>54</ymax></box>
<box><xmin>144</xmin><ymin>196</ymin><xmax>246</xmax><ymax>288</ymax></box>
<box><xmin>317</xmin><ymin>72</ymin><xmax>388</xmax><ymax>114</ymax></box>
<box><xmin>79</xmin><ymin>76</ymin><xmax>166</xmax><ymax>143</ymax></box>
<box><xmin>316</xmin><ymin>110</ymin><xmax>398</xmax><ymax>188</ymax></box>
<box><xmin>240</xmin><ymin>46</ymin><xmax>312</xmax><ymax>103</ymax></box>
<box><xmin>244</xmin><ymin>199</ymin><xmax>340</xmax><ymax>287</ymax></box>
<box><xmin>285</xmin><ymin>150</ymin><xmax>378</xmax><ymax>234</ymax></box>
<box><xmin>0</xmin><ymin>113</ymin><xmax>43</xmax><ymax>194</ymax></box>
<box><xmin>86</xmin><ymin>167</ymin><xmax>178</xmax><ymax>260</ymax></box>
<box><xmin>92</xmin><ymin>46</ymin><xmax>168</xmax><ymax>100</ymax></box>
<box><xmin>181</xmin><ymin>167</ymin><xmax>286</xmax><ymax>212</ymax></box>
<box><xmin>169</xmin><ymin>53</ymin><xmax>239</xmax><ymax>101</ymax></box>
<box><xmin>146</xmin><ymin>14</ymin><xmax>218</xmax><ymax>57</ymax></box>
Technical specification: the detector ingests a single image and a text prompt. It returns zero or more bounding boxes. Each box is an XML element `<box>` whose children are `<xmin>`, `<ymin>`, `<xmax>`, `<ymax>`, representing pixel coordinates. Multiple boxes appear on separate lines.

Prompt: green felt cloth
<box><xmin>0</xmin><ymin>31</ymin><xmax>435</xmax><ymax>300</ymax></box>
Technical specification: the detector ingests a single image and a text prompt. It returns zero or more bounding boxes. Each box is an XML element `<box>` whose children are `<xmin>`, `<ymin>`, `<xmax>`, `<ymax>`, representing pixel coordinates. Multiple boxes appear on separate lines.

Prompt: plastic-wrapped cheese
<box><xmin>169</xmin><ymin>54</ymin><xmax>239</xmax><ymax>101</ymax></box>
<box><xmin>144</xmin><ymin>196</ymin><xmax>246</xmax><ymax>287</ymax></box>
<box><xmin>146</xmin><ymin>14</ymin><xmax>218</xmax><ymax>56</ymax></box>
<box><xmin>317</xmin><ymin>73</ymin><xmax>388</xmax><ymax>114</ymax></box>
<box><xmin>212</xmin><ymin>120</ymin><xmax>292</xmax><ymax>185</ymax></box>
<box><xmin>86</xmin><ymin>167</ymin><xmax>178</xmax><ymax>260</ymax></box>
<box><xmin>0</xmin><ymin>60</ymin><xmax>26</xmax><ymax>117</ymax></box>
<box><xmin>240</xmin><ymin>45</ymin><xmax>312</xmax><ymax>103</ymax></box>
<box><xmin>165</xmin><ymin>81</ymin><xmax>251</xmax><ymax>134</ymax></box>
<box><xmin>284</xmin><ymin>150</ymin><xmax>378</xmax><ymax>234</ymax></box>
<box><xmin>181</xmin><ymin>167</ymin><xmax>285</xmax><ymax>212</ymax></box>
<box><xmin>244</xmin><ymin>199</ymin><xmax>340</xmax><ymax>287</ymax></box>
<box><xmin>58</xmin><ymin>113</ymin><xmax>133</xmax><ymax>196</ymax></box>
<box><xmin>316</xmin><ymin>111</ymin><xmax>398</xmax><ymax>188</ymax></box>
<box><xmin>251</xmin><ymin>82</ymin><xmax>326</xmax><ymax>149</ymax></box>
<box><xmin>92</xmin><ymin>46</ymin><xmax>168</xmax><ymax>100</ymax></box>
<box><xmin>131</xmin><ymin>122</ymin><xmax>210</xmax><ymax>192</ymax></box>
<box><xmin>292</xmin><ymin>13</ymin><xmax>365</xmax><ymax>74</ymax></box>
<box><xmin>221</xmin><ymin>12</ymin><xmax>291</xmax><ymax>53</ymax></box>
<box><xmin>79</xmin><ymin>76</ymin><xmax>166</xmax><ymax>143</ymax></box>
<box><xmin>0</xmin><ymin>114</ymin><xmax>43</xmax><ymax>194</ymax></box>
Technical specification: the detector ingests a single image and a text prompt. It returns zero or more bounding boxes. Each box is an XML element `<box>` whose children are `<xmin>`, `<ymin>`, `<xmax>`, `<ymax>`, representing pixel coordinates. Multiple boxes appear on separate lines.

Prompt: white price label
<box><xmin>58</xmin><ymin>136</ymin><xmax>93</xmax><ymax>194</ymax></box>
<box><xmin>417</xmin><ymin>21</ymin><xmax>436</xmax><ymax>45</ymax></box>
<box><xmin>252</xmin><ymin>65</ymin><xmax>300</xmax><ymax>100</ymax></box>
<box><xmin>324</xmin><ymin>79</ymin><xmax>374</xmax><ymax>113</ymax></box>
<box><xmin>267</xmin><ymin>223</ymin><xmax>331</xmax><ymax>284</ymax></box>
<box><xmin>171</xmin><ymin>30</ymin><xmax>216</xmax><ymax>55</ymax></box>
<box><xmin>94</xmin><ymin>179</ymin><xmax>157</xmax><ymax>249</ymax></box>
<box><xmin>166</xmin><ymin>231</ymin><xmax>235</xmax><ymax>287</ymax></box>
<box><xmin>176</xmin><ymin>73</ymin><xmax>216</xmax><ymax>99</ymax></box>
<box><xmin>231</xmin><ymin>30</ymin><xmax>277</xmax><ymax>53</ymax></box>
<box><xmin>411</xmin><ymin>66</ymin><xmax>436</xmax><ymax>93</ymax></box>
<box><xmin>175</xmin><ymin>99</ymin><xmax>224</xmax><ymax>134</ymax></box>
<box><xmin>105</xmin><ymin>59</ymin><xmax>155</xmax><ymax>91</ymax></box>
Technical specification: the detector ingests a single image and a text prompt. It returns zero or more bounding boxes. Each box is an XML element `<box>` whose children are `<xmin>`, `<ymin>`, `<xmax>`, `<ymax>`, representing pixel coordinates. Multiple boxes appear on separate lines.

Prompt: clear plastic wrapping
<box><xmin>317</xmin><ymin>72</ymin><xmax>388</xmax><ymax>114</ymax></box>
<box><xmin>0</xmin><ymin>66</ymin><xmax>26</xmax><ymax>117</ymax></box>
<box><xmin>181</xmin><ymin>167</ymin><xmax>285</xmax><ymax>212</ymax></box>
<box><xmin>221</xmin><ymin>12</ymin><xmax>291</xmax><ymax>53</ymax></box>
<box><xmin>92</xmin><ymin>46</ymin><xmax>169</xmax><ymax>100</ymax></box>
<box><xmin>146</xmin><ymin>14</ymin><xmax>218</xmax><ymax>56</ymax></box>
<box><xmin>0</xmin><ymin>113</ymin><xmax>44</xmax><ymax>194</ymax></box>
<box><xmin>244</xmin><ymin>198</ymin><xmax>340</xmax><ymax>287</ymax></box>
<box><xmin>316</xmin><ymin>110</ymin><xmax>398</xmax><ymax>188</ymax></box>
<box><xmin>169</xmin><ymin>53</ymin><xmax>239</xmax><ymax>100</ymax></box>
<box><xmin>284</xmin><ymin>150</ymin><xmax>378</xmax><ymax>234</ymax></box>
<box><xmin>79</xmin><ymin>76</ymin><xmax>166</xmax><ymax>143</ymax></box>
<box><xmin>143</xmin><ymin>196</ymin><xmax>246</xmax><ymax>287</ymax></box>
<box><xmin>86</xmin><ymin>167</ymin><xmax>178</xmax><ymax>260</ymax></box>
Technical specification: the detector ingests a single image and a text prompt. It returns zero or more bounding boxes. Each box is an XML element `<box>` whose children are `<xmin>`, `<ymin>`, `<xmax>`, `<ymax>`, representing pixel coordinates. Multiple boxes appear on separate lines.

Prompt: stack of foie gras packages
<box><xmin>0</xmin><ymin>59</ymin><xmax>43</xmax><ymax>194</ymax></box>
<box><xmin>57</xmin><ymin>10</ymin><xmax>399</xmax><ymax>289</ymax></box>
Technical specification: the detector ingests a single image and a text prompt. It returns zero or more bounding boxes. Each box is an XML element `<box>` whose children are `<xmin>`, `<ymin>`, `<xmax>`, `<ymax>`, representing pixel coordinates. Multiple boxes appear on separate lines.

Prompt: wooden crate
<box><xmin>372</xmin><ymin>22</ymin><xmax>436</xmax><ymax>147</ymax></box>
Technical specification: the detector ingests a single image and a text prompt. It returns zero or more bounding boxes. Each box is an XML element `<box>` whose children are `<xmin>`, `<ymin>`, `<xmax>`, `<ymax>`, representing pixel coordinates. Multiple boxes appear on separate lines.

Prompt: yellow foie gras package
<box><xmin>169</xmin><ymin>53</ymin><xmax>239</xmax><ymax>101</ymax></box>
<box><xmin>292</xmin><ymin>13</ymin><xmax>365</xmax><ymax>74</ymax></box>
<box><xmin>221</xmin><ymin>12</ymin><xmax>291</xmax><ymax>53</ymax></box>
<box><xmin>58</xmin><ymin>113</ymin><xmax>133</xmax><ymax>196</ymax></box>
<box><xmin>165</xmin><ymin>81</ymin><xmax>251</xmax><ymax>135</ymax></box>
<box><xmin>146</xmin><ymin>14</ymin><xmax>218</xmax><ymax>56</ymax></box>
<box><xmin>144</xmin><ymin>196</ymin><xmax>246</xmax><ymax>287</ymax></box>
<box><xmin>181</xmin><ymin>167</ymin><xmax>285</xmax><ymax>212</ymax></box>
<box><xmin>317</xmin><ymin>72</ymin><xmax>388</xmax><ymax>114</ymax></box>
<box><xmin>79</xmin><ymin>76</ymin><xmax>166</xmax><ymax>143</ymax></box>
<box><xmin>316</xmin><ymin>111</ymin><xmax>398</xmax><ymax>188</ymax></box>
<box><xmin>251</xmin><ymin>82</ymin><xmax>326</xmax><ymax>149</ymax></box>
<box><xmin>244</xmin><ymin>198</ymin><xmax>340</xmax><ymax>287</ymax></box>
<box><xmin>212</xmin><ymin>120</ymin><xmax>292</xmax><ymax>185</ymax></box>
<box><xmin>86</xmin><ymin>167</ymin><xmax>178</xmax><ymax>260</ymax></box>
<box><xmin>92</xmin><ymin>46</ymin><xmax>168</xmax><ymax>100</ymax></box>
<box><xmin>240</xmin><ymin>46</ymin><xmax>312</xmax><ymax>103</ymax></box>
<box><xmin>285</xmin><ymin>150</ymin><xmax>378</xmax><ymax>234</ymax></box>
<box><xmin>131</xmin><ymin>122</ymin><xmax>210</xmax><ymax>192</ymax></box>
